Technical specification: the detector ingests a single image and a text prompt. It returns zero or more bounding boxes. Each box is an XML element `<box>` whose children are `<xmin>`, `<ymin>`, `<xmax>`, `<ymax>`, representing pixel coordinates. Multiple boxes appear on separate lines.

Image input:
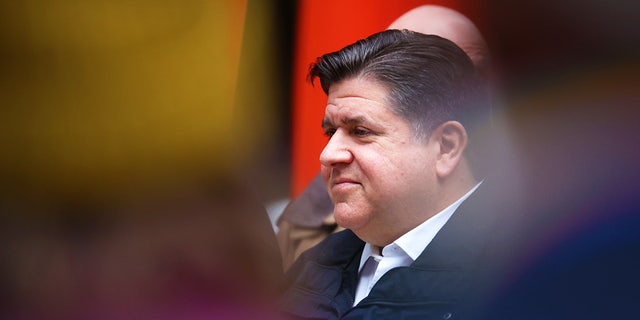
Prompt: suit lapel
<box><xmin>362</xmin><ymin>185</ymin><xmax>502</xmax><ymax>303</ymax></box>
<box><xmin>413</xmin><ymin>185</ymin><xmax>497</xmax><ymax>269</ymax></box>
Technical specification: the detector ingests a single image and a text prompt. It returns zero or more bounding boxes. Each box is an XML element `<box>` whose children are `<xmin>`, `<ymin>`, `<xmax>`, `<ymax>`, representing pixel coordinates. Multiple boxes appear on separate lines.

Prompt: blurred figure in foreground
<box><xmin>0</xmin><ymin>1</ymin><xmax>285</xmax><ymax>319</ymax></box>
<box><xmin>476</xmin><ymin>1</ymin><xmax>640</xmax><ymax>318</ymax></box>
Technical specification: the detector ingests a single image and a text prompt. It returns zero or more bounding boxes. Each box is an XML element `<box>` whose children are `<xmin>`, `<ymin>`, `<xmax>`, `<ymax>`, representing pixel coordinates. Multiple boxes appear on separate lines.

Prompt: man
<box><xmin>279</xmin><ymin>30</ymin><xmax>517</xmax><ymax>319</ymax></box>
<box><xmin>389</xmin><ymin>4</ymin><xmax>489</xmax><ymax>73</ymax></box>
<box><xmin>276</xmin><ymin>5</ymin><xmax>491</xmax><ymax>271</ymax></box>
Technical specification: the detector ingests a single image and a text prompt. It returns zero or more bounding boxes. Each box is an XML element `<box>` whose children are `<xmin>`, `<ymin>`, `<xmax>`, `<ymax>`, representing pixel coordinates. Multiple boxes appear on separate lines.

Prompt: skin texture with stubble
<box><xmin>320</xmin><ymin>76</ymin><xmax>441</xmax><ymax>247</ymax></box>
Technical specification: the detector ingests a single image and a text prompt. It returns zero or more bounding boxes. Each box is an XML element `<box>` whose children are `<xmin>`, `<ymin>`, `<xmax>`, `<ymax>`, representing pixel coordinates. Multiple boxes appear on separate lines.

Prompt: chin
<box><xmin>334</xmin><ymin>203</ymin><xmax>370</xmax><ymax>232</ymax></box>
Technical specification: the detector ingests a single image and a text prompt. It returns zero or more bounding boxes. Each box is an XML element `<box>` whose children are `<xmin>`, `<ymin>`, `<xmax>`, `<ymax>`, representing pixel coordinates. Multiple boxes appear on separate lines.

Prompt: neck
<box><xmin>413</xmin><ymin>163</ymin><xmax>477</xmax><ymax>241</ymax></box>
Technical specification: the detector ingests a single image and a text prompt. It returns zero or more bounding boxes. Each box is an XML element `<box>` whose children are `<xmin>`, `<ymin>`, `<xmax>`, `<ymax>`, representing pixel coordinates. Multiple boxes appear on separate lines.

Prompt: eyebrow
<box><xmin>322</xmin><ymin>116</ymin><xmax>367</xmax><ymax>130</ymax></box>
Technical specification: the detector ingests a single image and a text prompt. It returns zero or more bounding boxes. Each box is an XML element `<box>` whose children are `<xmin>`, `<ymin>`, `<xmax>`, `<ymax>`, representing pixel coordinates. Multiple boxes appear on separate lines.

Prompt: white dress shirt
<box><xmin>353</xmin><ymin>182</ymin><xmax>482</xmax><ymax>306</ymax></box>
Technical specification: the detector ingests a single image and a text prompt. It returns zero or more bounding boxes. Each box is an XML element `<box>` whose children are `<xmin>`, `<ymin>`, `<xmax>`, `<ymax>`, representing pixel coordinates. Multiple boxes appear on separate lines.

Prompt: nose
<box><xmin>319</xmin><ymin>129</ymin><xmax>353</xmax><ymax>167</ymax></box>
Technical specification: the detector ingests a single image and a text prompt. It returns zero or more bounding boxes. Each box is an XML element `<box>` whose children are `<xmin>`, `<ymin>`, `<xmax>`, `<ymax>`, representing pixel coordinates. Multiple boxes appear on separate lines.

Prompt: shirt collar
<box><xmin>359</xmin><ymin>181</ymin><xmax>482</xmax><ymax>270</ymax></box>
<box><xmin>358</xmin><ymin>243</ymin><xmax>382</xmax><ymax>272</ymax></box>
<box><xmin>396</xmin><ymin>181</ymin><xmax>482</xmax><ymax>261</ymax></box>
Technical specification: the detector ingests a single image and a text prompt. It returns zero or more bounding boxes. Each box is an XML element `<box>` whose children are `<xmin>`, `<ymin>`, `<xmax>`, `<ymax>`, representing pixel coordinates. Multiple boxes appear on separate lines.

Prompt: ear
<box><xmin>433</xmin><ymin>121</ymin><xmax>468</xmax><ymax>178</ymax></box>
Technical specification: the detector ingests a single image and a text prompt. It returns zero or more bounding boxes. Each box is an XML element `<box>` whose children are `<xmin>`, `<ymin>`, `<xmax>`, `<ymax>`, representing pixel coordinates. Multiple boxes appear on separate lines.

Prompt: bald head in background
<box><xmin>388</xmin><ymin>5</ymin><xmax>489</xmax><ymax>73</ymax></box>
<box><xmin>277</xmin><ymin>5</ymin><xmax>495</xmax><ymax>271</ymax></box>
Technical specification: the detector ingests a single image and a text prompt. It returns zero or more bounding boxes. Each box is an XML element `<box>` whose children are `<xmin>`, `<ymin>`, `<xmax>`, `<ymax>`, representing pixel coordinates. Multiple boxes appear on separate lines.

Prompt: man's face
<box><xmin>320</xmin><ymin>77</ymin><xmax>439</xmax><ymax>245</ymax></box>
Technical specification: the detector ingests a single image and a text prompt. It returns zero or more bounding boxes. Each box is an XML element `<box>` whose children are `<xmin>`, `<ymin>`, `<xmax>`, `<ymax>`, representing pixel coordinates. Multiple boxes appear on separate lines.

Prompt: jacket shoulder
<box><xmin>279</xmin><ymin>229</ymin><xmax>364</xmax><ymax>319</ymax></box>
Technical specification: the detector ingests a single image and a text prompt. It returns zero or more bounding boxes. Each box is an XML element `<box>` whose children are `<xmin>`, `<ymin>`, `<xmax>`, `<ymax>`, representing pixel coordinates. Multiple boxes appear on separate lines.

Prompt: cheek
<box><xmin>400</xmin><ymin>152</ymin><xmax>436</xmax><ymax>192</ymax></box>
<box><xmin>358</xmin><ymin>150</ymin><xmax>404</xmax><ymax>180</ymax></box>
<box><xmin>361</xmin><ymin>148</ymin><xmax>432</xmax><ymax>190</ymax></box>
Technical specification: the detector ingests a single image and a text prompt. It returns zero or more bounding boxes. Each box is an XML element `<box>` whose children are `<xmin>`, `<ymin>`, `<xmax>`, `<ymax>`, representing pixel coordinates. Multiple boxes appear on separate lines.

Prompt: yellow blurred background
<box><xmin>0</xmin><ymin>0</ymin><xmax>284</xmax><ymax>203</ymax></box>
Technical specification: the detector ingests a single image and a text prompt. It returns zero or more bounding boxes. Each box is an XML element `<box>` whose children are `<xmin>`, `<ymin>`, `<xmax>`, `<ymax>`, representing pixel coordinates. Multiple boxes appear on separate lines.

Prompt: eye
<box><xmin>324</xmin><ymin>128</ymin><xmax>336</xmax><ymax>138</ymax></box>
<box><xmin>353</xmin><ymin>127</ymin><xmax>370</xmax><ymax>137</ymax></box>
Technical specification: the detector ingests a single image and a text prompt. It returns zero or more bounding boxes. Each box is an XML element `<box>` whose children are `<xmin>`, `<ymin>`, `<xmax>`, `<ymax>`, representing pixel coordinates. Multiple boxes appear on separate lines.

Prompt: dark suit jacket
<box><xmin>279</xmin><ymin>184</ymin><xmax>522</xmax><ymax>320</ymax></box>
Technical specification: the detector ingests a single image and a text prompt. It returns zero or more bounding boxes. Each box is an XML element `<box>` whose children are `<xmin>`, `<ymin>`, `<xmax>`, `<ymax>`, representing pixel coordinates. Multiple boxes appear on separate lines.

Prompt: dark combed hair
<box><xmin>308</xmin><ymin>29</ymin><xmax>490</xmax><ymax>142</ymax></box>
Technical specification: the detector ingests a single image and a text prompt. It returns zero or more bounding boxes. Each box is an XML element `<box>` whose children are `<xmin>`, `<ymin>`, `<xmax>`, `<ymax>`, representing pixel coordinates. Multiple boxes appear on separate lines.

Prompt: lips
<box><xmin>332</xmin><ymin>176</ymin><xmax>358</xmax><ymax>185</ymax></box>
<box><xmin>330</xmin><ymin>177</ymin><xmax>361</xmax><ymax>192</ymax></box>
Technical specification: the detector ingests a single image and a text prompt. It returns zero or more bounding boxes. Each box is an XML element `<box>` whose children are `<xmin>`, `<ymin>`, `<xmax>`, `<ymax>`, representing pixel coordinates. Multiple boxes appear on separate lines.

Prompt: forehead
<box><xmin>324</xmin><ymin>77</ymin><xmax>396</xmax><ymax>122</ymax></box>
